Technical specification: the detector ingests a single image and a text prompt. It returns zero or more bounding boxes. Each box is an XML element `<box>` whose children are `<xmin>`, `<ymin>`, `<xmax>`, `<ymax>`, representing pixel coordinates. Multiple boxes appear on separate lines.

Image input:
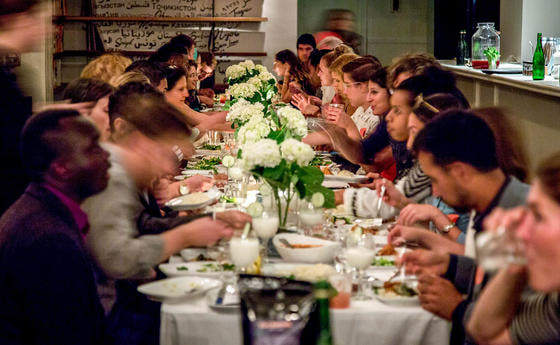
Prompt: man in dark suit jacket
<box><xmin>0</xmin><ymin>109</ymin><xmax>112</xmax><ymax>345</ymax></box>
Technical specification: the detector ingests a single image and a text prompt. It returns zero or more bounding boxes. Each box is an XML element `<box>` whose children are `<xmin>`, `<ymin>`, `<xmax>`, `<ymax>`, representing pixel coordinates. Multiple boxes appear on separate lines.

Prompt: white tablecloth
<box><xmin>160</xmin><ymin>294</ymin><xmax>451</xmax><ymax>345</ymax></box>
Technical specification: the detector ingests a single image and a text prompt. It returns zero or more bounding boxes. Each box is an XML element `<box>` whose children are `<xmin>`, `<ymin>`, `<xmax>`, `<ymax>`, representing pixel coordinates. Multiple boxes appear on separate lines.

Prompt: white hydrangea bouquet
<box><xmin>225</xmin><ymin>60</ymin><xmax>334</xmax><ymax>227</ymax></box>
<box><xmin>224</xmin><ymin>60</ymin><xmax>278</xmax><ymax>112</ymax></box>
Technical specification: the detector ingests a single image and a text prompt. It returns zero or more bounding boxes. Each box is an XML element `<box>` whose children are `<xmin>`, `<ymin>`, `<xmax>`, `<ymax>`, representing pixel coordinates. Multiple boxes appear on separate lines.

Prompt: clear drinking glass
<box><xmin>345</xmin><ymin>233</ymin><xmax>376</xmax><ymax>300</ymax></box>
<box><xmin>229</xmin><ymin>234</ymin><xmax>259</xmax><ymax>274</ymax></box>
<box><xmin>252</xmin><ymin>208</ymin><xmax>279</xmax><ymax>264</ymax></box>
<box><xmin>476</xmin><ymin>226</ymin><xmax>527</xmax><ymax>272</ymax></box>
<box><xmin>298</xmin><ymin>200</ymin><xmax>324</xmax><ymax>236</ymax></box>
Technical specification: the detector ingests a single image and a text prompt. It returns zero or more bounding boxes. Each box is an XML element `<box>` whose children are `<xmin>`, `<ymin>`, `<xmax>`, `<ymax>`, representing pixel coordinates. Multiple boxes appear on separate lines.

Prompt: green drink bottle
<box><xmin>533</xmin><ymin>33</ymin><xmax>545</xmax><ymax>80</ymax></box>
<box><xmin>314</xmin><ymin>281</ymin><xmax>334</xmax><ymax>345</ymax></box>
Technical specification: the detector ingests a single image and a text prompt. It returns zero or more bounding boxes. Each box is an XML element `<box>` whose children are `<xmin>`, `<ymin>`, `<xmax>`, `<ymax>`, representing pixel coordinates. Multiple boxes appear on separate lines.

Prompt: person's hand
<box><xmin>215</xmin><ymin>210</ymin><xmax>252</xmax><ymax>229</ymax></box>
<box><xmin>417</xmin><ymin>274</ymin><xmax>463</xmax><ymax>320</ymax></box>
<box><xmin>325</xmin><ymin>106</ymin><xmax>352</xmax><ymax>128</ymax></box>
<box><xmin>288</xmin><ymin>81</ymin><xmax>303</xmax><ymax>95</ymax></box>
<box><xmin>152</xmin><ymin>178</ymin><xmax>178</xmax><ymax>206</ymax></box>
<box><xmin>373</xmin><ymin>178</ymin><xmax>409</xmax><ymax>209</ymax></box>
<box><xmin>483</xmin><ymin>207</ymin><xmax>527</xmax><ymax>234</ymax></box>
<box><xmin>398</xmin><ymin>204</ymin><xmax>441</xmax><ymax>226</ymax></box>
<box><xmin>352</xmin><ymin>172</ymin><xmax>379</xmax><ymax>189</ymax></box>
<box><xmin>291</xmin><ymin>94</ymin><xmax>320</xmax><ymax>116</ymax></box>
<box><xmin>334</xmin><ymin>189</ymin><xmax>345</xmax><ymax>205</ymax></box>
<box><xmin>387</xmin><ymin>224</ymin><xmax>427</xmax><ymax>247</ymax></box>
<box><xmin>180</xmin><ymin>217</ymin><xmax>233</xmax><ymax>247</ymax></box>
<box><xmin>308</xmin><ymin>96</ymin><xmax>322</xmax><ymax>106</ymax></box>
<box><xmin>184</xmin><ymin>175</ymin><xmax>214</xmax><ymax>192</ymax></box>
<box><xmin>399</xmin><ymin>249</ymin><xmax>450</xmax><ymax>276</ymax></box>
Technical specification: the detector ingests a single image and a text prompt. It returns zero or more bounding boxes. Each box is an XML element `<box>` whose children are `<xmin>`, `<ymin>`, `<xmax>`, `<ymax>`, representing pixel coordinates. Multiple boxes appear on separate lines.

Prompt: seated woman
<box><xmin>198</xmin><ymin>52</ymin><xmax>217</xmax><ymax>104</ymax></box>
<box><xmin>80</xmin><ymin>53</ymin><xmax>132</xmax><ymax>83</ymax></box>
<box><xmin>292</xmin><ymin>44</ymin><xmax>354</xmax><ymax>116</ymax></box>
<box><xmin>184</xmin><ymin>61</ymin><xmax>203</xmax><ymax>111</ymax></box>
<box><xmin>63</xmin><ymin>78</ymin><xmax>115</xmax><ymax>141</ymax></box>
<box><xmin>467</xmin><ymin>152</ymin><xmax>560</xmax><ymax>345</ymax></box>
<box><xmin>164</xmin><ymin>66</ymin><xmax>230</xmax><ymax>134</ymax></box>
<box><xmin>303</xmin><ymin>57</ymin><xmax>380</xmax><ymax>147</ymax></box>
<box><xmin>336</xmin><ymin>69</ymin><xmax>467</xmax><ymax>220</ymax></box>
<box><xmin>273</xmin><ymin>49</ymin><xmax>316</xmax><ymax>103</ymax></box>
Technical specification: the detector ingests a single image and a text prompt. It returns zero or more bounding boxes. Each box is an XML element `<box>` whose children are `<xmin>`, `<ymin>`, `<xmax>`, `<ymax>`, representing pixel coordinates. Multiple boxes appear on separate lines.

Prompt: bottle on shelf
<box><xmin>314</xmin><ymin>280</ymin><xmax>335</xmax><ymax>345</ymax></box>
<box><xmin>457</xmin><ymin>30</ymin><xmax>469</xmax><ymax>65</ymax></box>
<box><xmin>533</xmin><ymin>32</ymin><xmax>545</xmax><ymax>80</ymax></box>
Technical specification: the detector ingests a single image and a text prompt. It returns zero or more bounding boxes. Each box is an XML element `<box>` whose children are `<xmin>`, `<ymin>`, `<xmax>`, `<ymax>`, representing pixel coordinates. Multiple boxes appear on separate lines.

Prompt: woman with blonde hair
<box><xmin>109</xmin><ymin>71</ymin><xmax>151</xmax><ymax>88</ymax></box>
<box><xmin>80</xmin><ymin>54</ymin><xmax>132</xmax><ymax>83</ymax></box>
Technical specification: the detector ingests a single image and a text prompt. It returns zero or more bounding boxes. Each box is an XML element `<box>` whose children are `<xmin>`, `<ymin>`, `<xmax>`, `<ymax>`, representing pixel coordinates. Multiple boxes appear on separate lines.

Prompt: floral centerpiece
<box><xmin>224</xmin><ymin>60</ymin><xmax>334</xmax><ymax>228</ymax></box>
<box><xmin>224</xmin><ymin>60</ymin><xmax>278</xmax><ymax>113</ymax></box>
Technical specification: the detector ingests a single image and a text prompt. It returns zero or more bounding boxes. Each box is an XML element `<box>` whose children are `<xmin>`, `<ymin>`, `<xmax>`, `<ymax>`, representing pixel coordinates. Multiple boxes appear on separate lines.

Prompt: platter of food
<box><xmin>272</xmin><ymin>233</ymin><xmax>341</xmax><ymax>263</ymax></box>
<box><xmin>261</xmin><ymin>263</ymin><xmax>336</xmax><ymax>282</ymax></box>
<box><xmin>372</xmin><ymin>280</ymin><xmax>419</xmax><ymax>306</ymax></box>
<box><xmin>322</xmin><ymin>168</ymin><xmax>369</xmax><ymax>183</ymax></box>
<box><xmin>165</xmin><ymin>187</ymin><xmax>221</xmax><ymax>211</ymax></box>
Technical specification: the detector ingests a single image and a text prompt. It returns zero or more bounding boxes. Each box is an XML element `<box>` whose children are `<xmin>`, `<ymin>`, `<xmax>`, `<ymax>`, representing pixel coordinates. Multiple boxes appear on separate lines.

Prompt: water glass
<box><xmin>345</xmin><ymin>234</ymin><xmax>376</xmax><ymax>300</ymax></box>
<box><xmin>252</xmin><ymin>209</ymin><xmax>279</xmax><ymax>264</ymax></box>
<box><xmin>476</xmin><ymin>226</ymin><xmax>527</xmax><ymax>272</ymax></box>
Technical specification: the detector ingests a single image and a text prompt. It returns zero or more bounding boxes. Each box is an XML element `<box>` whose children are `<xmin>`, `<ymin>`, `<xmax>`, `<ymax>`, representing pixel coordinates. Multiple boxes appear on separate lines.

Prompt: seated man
<box><xmin>0</xmin><ymin>109</ymin><xmax>111</xmax><ymax>344</ymax></box>
<box><xmin>83</xmin><ymin>82</ymin><xmax>249</xmax><ymax>344</ymax></box>
<box><xmin>395</xmin><ymin>111</ymin><xmax>529</xmax><ymax>344</ymax></box>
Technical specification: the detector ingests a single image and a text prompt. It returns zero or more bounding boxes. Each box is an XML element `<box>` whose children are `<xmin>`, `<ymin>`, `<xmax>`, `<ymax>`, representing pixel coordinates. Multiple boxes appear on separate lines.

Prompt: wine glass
<box><xmin>229</xmin><ymin>233</ymin><xmax>259</xmax><ymax>274</ymax></box>
<box><xmin>252</xmin><ymin>208</ymin><xmax>279</xmax><ymax>264</ymax></box>
<box><xmin>298</xmin><ymin>200</ymin><xmax>324</xmax><ymax>236</ymax></box>
<box><xmin>345</xmin><ymin>233</ymin><xmax>376</xmax><ymax>300</ymax></box>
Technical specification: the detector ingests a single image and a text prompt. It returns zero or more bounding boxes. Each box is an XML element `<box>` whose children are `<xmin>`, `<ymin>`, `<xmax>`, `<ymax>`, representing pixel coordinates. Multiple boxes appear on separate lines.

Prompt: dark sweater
<box><xmin>0</xmin><ymin>183</ymin><xmax>110</xmax><ymax>345</ymax></box>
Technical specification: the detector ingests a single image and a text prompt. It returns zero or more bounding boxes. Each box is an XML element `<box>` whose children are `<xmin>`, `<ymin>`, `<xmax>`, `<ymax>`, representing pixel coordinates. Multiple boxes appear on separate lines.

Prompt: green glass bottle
<box><xmin>314</xmin><ymin>281</ymin><xmax>334</xmax><ymax>345</ymax></box>
<box><xmin>533</xmin><ymin>33</ymin><xmax>545</xmax><ymax>80</ymax></box>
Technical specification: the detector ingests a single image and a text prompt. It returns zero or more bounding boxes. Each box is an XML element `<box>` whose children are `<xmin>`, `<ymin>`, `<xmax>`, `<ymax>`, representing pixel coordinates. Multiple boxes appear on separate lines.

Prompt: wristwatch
<box><xmin>440</xmin><ymin>223</ymin><xmax>455</xmax><ymax>233</ymax></box>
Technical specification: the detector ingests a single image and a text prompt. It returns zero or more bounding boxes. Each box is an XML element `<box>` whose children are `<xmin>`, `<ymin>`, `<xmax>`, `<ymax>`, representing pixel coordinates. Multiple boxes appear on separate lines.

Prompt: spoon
<box><xmin>279</xmin><ymin>238</ymin><xmax>294</xmax><ymax>249</ymax></box>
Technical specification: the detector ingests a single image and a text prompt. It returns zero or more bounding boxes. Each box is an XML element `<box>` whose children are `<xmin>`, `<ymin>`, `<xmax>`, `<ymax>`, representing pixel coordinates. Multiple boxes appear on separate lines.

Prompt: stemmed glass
<box><xmin>252</xmin><ymin>208</ymin><xmax>279</xmax><ymax>264</ymax></box>
<box><xmin>345</xmin><ymin>233</ymin><xmax>376</xmax><ymax>300</ymax></box>
<box><xmin>298</xmin><ymin>199</ymin><xmax>324</xmax><ymax>236</ymax></box>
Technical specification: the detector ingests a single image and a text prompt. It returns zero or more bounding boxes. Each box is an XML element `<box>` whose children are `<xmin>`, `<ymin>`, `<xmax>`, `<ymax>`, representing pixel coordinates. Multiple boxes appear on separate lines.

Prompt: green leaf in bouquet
<box><xmin>262</xmin><ymin>159</ymin><xmax>286</xmax><ymax>181</ymax></box>
<box><xmin>297</xmin><ymin>165</ymin><xmax>325</xmax><ymax>185</ymax></box>
<box><xmin>267</xmin><ymin>128</ymin><xmax>287</xmax><ymax>144</ymax></box>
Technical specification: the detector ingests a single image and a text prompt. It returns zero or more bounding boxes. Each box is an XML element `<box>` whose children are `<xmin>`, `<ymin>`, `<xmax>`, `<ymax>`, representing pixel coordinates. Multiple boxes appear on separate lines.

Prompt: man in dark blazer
<box><xmin>0</xmin><ymin>109</ymin><xmax>112</xmax><ymax>345</ymax></box>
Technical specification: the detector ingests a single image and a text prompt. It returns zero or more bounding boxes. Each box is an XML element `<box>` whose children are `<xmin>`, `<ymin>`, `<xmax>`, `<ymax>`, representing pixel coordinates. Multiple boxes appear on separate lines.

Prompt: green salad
<box><xmin>190</xmin><ymin>157</ymin><xmax>222</xmax><ymax>172</ymax></box>
<box><xmin>309</xmin><ymin>156</ymin><xmax>331</xmax><ymax>166</ymax></box>
<box><xmin>372</xmin><ymin>257</ymin><xmax>395</xmax><ymax>266</ymax></box>
<box><xmin>200</xmin><ymin>144</ymin><xmax>221</xmax><ymax>150</ymax></box>
<box><xmin>195</xmin><ymin>262</ymin><xmax>235</xmax><ymax>273</ymax></box>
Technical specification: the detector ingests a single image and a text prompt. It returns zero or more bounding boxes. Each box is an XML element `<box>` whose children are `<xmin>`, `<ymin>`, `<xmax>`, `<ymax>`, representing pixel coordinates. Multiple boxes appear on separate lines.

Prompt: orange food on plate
<box><xmin>288</xmin><ymin>244</ymin><xmax>323</xmax><ymax>249</ymax></box>
<box><xmin>321</xmin><ymin>166</ymin><xmax>332</xmax><ymax>175</ymax></box>
<box><xmin>377</xmin><ymin>243</ymin><xmax>397</xmax><ymax>256</ymax></box>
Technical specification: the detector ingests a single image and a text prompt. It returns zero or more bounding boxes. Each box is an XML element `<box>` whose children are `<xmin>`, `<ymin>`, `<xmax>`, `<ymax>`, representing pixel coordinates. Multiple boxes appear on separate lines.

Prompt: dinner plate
<box><xmin>165</xmin><ymin>188</ymin><xmax>221</xmax><ymax>211</ymax></box>
<box><xmin>137</xmin><ymin>276</ymin><xmax>221</xmax><ymax>301</ymax></box>
<box><xmin>206</xmin><ymin>287</ymin><xmax>240</xmax><ymax>311</ymax></box>
<box><xmin>322</xmin><ymin>180</ymin><xmax>349</xmax><ymax>189</ymax></box>
<box><xmin>324</xmin><ymin>174</ymin><xmax>369</xmax><ymax>183</ymax></box>
<box><xmin>158</xmin><ymin>262</ymin><xmax>235</xmax><ymax>278</ymax></box>
<box><xmin>181</xmin><ymin>169</ymin><xmax>214</xmax><ymax>177</ymax></box>
<box><xmin>373</xmin><ymin>289</ymin><xmax>420</xmax><ymax>306</ymax></box>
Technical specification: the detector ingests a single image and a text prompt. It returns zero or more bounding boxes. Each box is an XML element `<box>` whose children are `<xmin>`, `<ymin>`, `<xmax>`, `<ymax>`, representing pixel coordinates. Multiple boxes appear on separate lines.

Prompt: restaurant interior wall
<box><xmin>297</xmin><ymin>0</ymin><xmax>435</xmax><ymax>65</ymax></box>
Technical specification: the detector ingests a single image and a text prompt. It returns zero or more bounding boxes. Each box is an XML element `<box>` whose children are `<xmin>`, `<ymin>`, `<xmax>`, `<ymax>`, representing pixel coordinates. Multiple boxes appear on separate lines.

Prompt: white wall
<box><xmin>520</xmin><ymin>0</ymin><xmax>560</xmax><ymax>61</ymax></box>
<box><xmin>499</xmin><ymin>0</ymin><xmax>522</xmax><ymax>61</ymax></box>
<box><xmin>261</xmin><ymin>0</ymin><xmax>297</xmax><ymax>71</ymax></box>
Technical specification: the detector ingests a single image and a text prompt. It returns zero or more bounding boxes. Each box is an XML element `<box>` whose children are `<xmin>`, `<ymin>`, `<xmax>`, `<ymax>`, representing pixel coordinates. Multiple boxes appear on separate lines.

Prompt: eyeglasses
<box><xmin>343</xmin><ymin>81</ymin><xmax>361</xmax><ymax>89</ymax></box>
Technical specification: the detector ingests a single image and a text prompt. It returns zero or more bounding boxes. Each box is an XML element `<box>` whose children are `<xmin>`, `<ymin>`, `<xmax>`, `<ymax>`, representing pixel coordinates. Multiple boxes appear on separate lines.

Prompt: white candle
<box><xmin>229</xmin><ymin>238</ymin><xmax>259</xmax><ymax>267</ymax></box>
<box><xmin>345</xmin><ymin>247</ymin><xmax>375</xmax><ymax>269</ymax></box>
<box><xmin>252</xmin><ymin>216</ymin><xmax>279</xmax><ymax>239</ymax></box>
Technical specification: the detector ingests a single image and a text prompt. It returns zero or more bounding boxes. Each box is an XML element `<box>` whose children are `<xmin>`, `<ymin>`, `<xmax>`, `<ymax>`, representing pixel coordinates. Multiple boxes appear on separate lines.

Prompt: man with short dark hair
<box><xmin>0</xmin><ymin>109</ymin><xmax>111</xmax><ymax>345</ymax></box>
<box><xmin>124</xmin><ymin>59</ymin><xmax>167</xmax><ymax>91</ymax></box>
<box><xmin>296</xmin><ymin>33</ymin><xmax>316</xmax><ymax>72</ymax></box>
<box><xmin>393</xmin><ymin>110</ymin><xmax>529</xmax><ymax>345</ymax></box>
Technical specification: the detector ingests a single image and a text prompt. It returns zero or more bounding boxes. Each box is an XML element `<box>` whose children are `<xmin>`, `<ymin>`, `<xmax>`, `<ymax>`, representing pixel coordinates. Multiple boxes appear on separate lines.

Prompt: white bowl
<box><xmin>272</xmin><ymin>233</ymin><xmax>340</xmax><ymax>263</ymax></box>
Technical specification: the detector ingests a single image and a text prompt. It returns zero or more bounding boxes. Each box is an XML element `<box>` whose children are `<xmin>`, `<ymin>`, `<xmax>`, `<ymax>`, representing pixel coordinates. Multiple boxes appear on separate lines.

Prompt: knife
<box><xmin>215</xmin><ymin>284</ymin><xmax>227</xmax><ymax>305</ymax></box>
